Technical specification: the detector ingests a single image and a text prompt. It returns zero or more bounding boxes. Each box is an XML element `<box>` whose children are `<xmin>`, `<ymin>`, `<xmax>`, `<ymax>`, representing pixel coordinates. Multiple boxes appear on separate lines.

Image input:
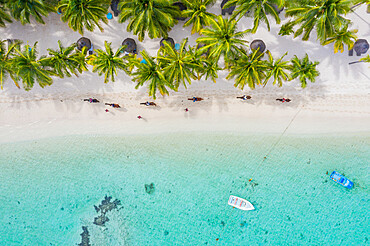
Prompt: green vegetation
<box><xmin>264</xmin><ymin>51</ymin><xmax>291</xmax><ymax>87</ymax></box>
<box><xmin>0</xmin><ymin>0</ymin><xmax>12</xmax><ymax>27</ymax></box>
<box><xmin>322</xmin><ymin>26</ymin><xmax>358</xmax><ymax>53</ymax></box>
<box><xmin>0</xmin><ymin>40</ymin><xmax>20</xmax><ymax>89</ymax></box>
<box><xmin>131</xmin><ymin>50</ymin><xmax>173</xmax><ymax>99</ymax></box>
<box><xmin>290</xmin><ymin>54</ymin><xmax>320</xmax><ymax>88</ymax></box>
<box><xmin>3</xmin><ymin>0</ymin><xmax>368</xmax><ymax>97</ymax></box>
<box><xmin>58</xmin><ymin>0</ymin><xmax>110</xmax><ymax>35</ymax></box>
<box><xmin>118</xmin><ymin>0</ymin><xmax>179</xmax><ymax>41</ymax></box>
<box><xmin>197</xmin><ymin>55</ymin><xmax>221</xmax><ymax>83</ymax></box>
<box><xmin>225</xmin><ymin>0</ymin><xmax>283</xmax><ymax>33</ymax></box>
<box><xmin>157</xmin><ymin>38</ymin><xmax>197</xmax><ymax>90</ymax></box>
<box><xmin>11</xmin><ymin>42</ymin><xmax>56</xmax><ymax>90</ymax></box>
<box><xmin>285</xmin><ymin>0</ymin><xmax>353</xmax><ymax>43</ymax></box>
<box><xmin>360</xmin><ymin>55</ymin><xmax>370</xmax><ymax>63</ymax></box>
<box><xmin>8</xmin><ymin>0</ymin><xmax>53</xmax><ymax>25</ymax></box>
<box><xmin>182</xmin><ymin>0</ymin><xmax>216</xmax><ymax>34</ymax></box>
<box><xmin>196</xmin><ymin>16</ymin><xmax>248</xmax><ymax>66</ymax></box>
<box><xmin>87</xmin><ymin>41</ymin><xmax>129</xmax><ymax>83</ymax></box>
<box><xmin>227</xmin><ymin>48</ymin><xmax>267</xmax><ymax>90</ymax></box>
<box><xmin>40</xmin><ymin>40</ymin><xmax>87</xmax><ymax>78</ymax></box>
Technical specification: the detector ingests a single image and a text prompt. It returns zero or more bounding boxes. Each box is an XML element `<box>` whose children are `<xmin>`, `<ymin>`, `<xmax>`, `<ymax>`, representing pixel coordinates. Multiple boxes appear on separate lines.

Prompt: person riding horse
<box><xmin>237</xmin><ymin>95</ymin><xmax>251</xmax><ymax>100</ymax></box>
<box><xmin>83</xmin><ymin>98</ymin><xmax>99</xmax><ymax>103</ymax></box>
<box><xmin>105</xmin><ymin>103</ymin><xmax>121</xmax><ymax>108</ymax></box>
<box><xmin>188</xmin><ymin>97</ymin><xmax>203</xmax><ymax>102</ymax></box>
<box><xmin>140</xmin><ymin>101</ymin><xmax>157</xmax><ymax>106</ymax></box>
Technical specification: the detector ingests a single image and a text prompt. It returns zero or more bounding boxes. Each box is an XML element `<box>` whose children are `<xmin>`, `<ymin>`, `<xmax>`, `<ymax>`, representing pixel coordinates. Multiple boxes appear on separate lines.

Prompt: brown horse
<box><xmin>276</xmin><ymin>98</ymin><xmax>291</xmax><ymax>102</ymax></box>
<box><xmin>237</xmin><ymin>95</ymin><xmax>251</xmax><ymax>100</ymax></box>
<box><xmin>140</xmin><ymin>101</ymin><xmax>157</xmax><ymax>106</ymax></box>
<box><xmin>105</xmin><ymin>103</ymin><xmax>121</xmax><ymax>108</ymax></box>
<box><xmin>84</xmin><ymin>98</ymin><xmax>99</xmax><ymax>103</ymax></box>
<box><xmin>188</xmin><ymin>97</ymin><xmax>203</xmax><ymax>102</ymax></box>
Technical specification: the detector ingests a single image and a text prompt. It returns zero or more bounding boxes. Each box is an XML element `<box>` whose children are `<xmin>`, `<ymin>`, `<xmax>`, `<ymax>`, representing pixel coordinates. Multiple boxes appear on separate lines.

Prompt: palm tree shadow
<box><xmin>249</xmin><ymin>84</ymin><xmax>321</xmax><ymax>108</ymax></box>
<box><xmin>52</xmin><ymin>99</ymin><xmax>84</xmax><ymax>114</ymax></box>
<box><xmin>213</xmin><ymin>95</ymin><xmax>229</xmax><ymax>112</ymax></box>
<box><xmin>267</xmin><ymin>22</ymin><xmax>369</xmax><ymax>85</ymax></box>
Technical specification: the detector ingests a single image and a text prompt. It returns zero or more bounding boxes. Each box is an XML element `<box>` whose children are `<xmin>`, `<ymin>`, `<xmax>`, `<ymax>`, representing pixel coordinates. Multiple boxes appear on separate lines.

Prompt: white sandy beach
<box><xmin>0</xmin><ymin>2</ymin><xmax>369</xmax><ymax>143</ymax></box>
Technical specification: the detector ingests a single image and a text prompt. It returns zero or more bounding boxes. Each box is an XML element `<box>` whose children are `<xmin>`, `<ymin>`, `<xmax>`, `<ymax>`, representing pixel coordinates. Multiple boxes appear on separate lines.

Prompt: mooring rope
<box><xmin>214</xmin><ymin>105</ymin><xmax>304</xmax><ymax>245</ymax></box>
<box><xmin>247</xmin><ymin>106</ymin><xmax>304</xmax><ymax>183</ymax></box>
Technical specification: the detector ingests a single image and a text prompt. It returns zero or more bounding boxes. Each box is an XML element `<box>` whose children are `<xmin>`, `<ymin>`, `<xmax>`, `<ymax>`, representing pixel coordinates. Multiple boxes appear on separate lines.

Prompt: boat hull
<box><xmin>330</xmin><ymin>171</ymin><xmax>354</xmax><ymax>189</ymax></box>
<box><xmin>228</xmin><ymin>195</ymin><xmax>255</xmax><ymax>211</ymax></box>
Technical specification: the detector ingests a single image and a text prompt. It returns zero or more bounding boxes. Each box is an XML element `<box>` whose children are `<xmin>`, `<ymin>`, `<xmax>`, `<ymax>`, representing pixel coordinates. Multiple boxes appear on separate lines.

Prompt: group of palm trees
<box><xmin>0</xmin><ymin>36</ymin><xmax>319</xmax><ymax>97</ymax></box>
<box><xmin>0</xmin><ymin>0</ymin><xmax>369</xmax><ymax>98</ymax></box>
<box><xmin>1</xmin><ymin>0</ymin><xmax>366</xmax><ymax>45</ymax></box>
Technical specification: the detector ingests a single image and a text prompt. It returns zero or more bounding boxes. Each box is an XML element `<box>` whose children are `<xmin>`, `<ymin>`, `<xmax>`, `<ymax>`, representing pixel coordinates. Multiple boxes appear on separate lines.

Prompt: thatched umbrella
<box><xmin>77</xmin><ymin>37</ymin><xmax>92</xmax><ymax>51</ymax></box>
<box><xmin>111</xmin><ymin>0</ymin><xmax>120</xmax><ymax>17</ymax></box>
<box><xmin>172</xmin><ymin>2</ymin><xmax>187</xmax><ymax>21</ymax></box>
<box><xmin>250</xmin><ymin>39</ymin><xmax>266</xmax><ymax>54</ymax></box>
<box><xmin>353</xmin><ymin>39</ymin><xmax>369</xmax><ymax>56</ymax></box>
<box><xmin>122</xmin><ymin>38</ymin><xmax>137</xmax><ymax>54</ymax></box>
<box><xmin>160</xmin><ymin>37</ymin><xmax>175</xmax><ymax>48</ymax></box>
<box><xmin>221</xmin><ymin>0</ymin><xmax>236</xmax><ymax>16</ymax></box>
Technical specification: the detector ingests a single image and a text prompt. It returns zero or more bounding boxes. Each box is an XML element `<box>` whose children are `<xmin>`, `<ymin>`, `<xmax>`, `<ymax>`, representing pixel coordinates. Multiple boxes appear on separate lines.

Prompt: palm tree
<box><xmin>199</xmin><ymin>57</ymin><xmax>221</xmax><ymax>83</ymax></box>
<box><xmin>264</xmin><ymin>51</ymin><xmax>291</xmax><ymax>87</ymax></box>
<box><xmin>226</xmin><ymin>48</ymin><xmax>267</xmax><ymax>90</ymax></box>
<box><xmin>40</xmin><ymin>40</ymin><xmax>87</xmax><ymax>78</ymax></box>
<box><xmin>125</xmin><ymin>54</ymin><xmax>140</xmax><ymax>75</ymax></box>
<box><xmin>196</xmin><ymin>16</ymin><xmax>248</xmax><ymax>66</ymax></box>
<box><xmin>157</xmin><ymin>38</ymin><xmax>197</xmax><ymax>90</ymax></box>
<box><xmin>224</xmin><ymin>0</ymin><xmax>283</xmax><ymax>33</ymax></box>
<box><xmin>360</xmin><ymin>54</ymin><xmax>370</xmax><ymax>63</ymax></box>
<box><xmin>131</xmin><ymin>50</ymin><xmax>174</xmax><ymax>99</ymax></box>
<box><xmin>0</xmin><ymin>40</ymin><xmax>21</xmax><ymax>89</ymax></box>
<box><xmin>322</xmin><ymin>26</ymin><xmax>358</xmax><ymax>53</ymax></box>
<box><xmin>69</xmin><ymin>46</ymin><xmax>89</xmax><ymax>74</ymax></box>
<box><xmin>278</xmin><ymin>21</ymin><xmax>295</xmax><ymax>36</ymax></box>
<box><xmin>58</xmin><ymin>0</ymin><xmax>110</xmax><ymax>35</ymax></box>
<box><xmin>11</xmin><ymin>42</ymin><xmax>56</xmax><ymax>90</ymax></box>
<box><xmin>118</xmin><ymin>0</ymin><xmax>180</xmax><ymax>42</ymax></box>
<box><xmin>7</xmin><ymin>0</ymin><xmax>53</xmax><ymax>25</ymax></box>
<box><xmin>188</xmin><ymin>45</ymin><xmax>221</xmax><ymax>82</ymax></box>
<box><xmin>349</xmin><ymin>54</ymin><xmax>370</xmax><ymax>65</ymax></box>
<box><xmin>87</xmin><ymin>41</ymin><xmax>128</xmax><ymax>83</ymax></box>
<box><xmin>285</xmin><ymin>0</ymin><xmax>353</xmax><ymax>42</ymax></box>
<box><xmin>290</xmin><ymin>54</ymin><xmax>320</xmax><ymax>88</ymax></box>
<box><xmin>182</xmin><ymin>0</ymin><xmax>216</xmax><ymax>34</ymax></box>
<box><xmin>0</xmin><ymin>0</ymin><xmax>12</xmax><ymax>27</ymax></box>
<box><xmin>186</xmin><ymin>45</ymin><xmax>203</xmax><ymax>80</ymax></box>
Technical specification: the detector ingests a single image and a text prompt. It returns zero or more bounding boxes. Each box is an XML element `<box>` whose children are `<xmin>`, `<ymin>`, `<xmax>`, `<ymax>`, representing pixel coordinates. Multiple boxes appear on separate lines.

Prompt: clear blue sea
<box><xmin>0</xmin><ymin>133</ymin><xmax>369</xmax><ymax>245</ymax></box>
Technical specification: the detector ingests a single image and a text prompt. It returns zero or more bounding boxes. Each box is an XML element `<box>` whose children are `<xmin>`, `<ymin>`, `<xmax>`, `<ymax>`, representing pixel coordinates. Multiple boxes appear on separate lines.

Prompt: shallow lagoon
<box><xmin>0</xmin><ymin>133</ymin><xmax>369</xmax><ymax>245</ymax></box>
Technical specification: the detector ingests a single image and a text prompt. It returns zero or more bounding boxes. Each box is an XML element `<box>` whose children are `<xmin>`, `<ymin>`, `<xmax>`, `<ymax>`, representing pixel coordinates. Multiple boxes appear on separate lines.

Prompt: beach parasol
<box><xmin>221</xmin><ymin>0</ymin><xmax>236</xmax><ymax>16</ymax></box>
<box><xmin>250</xmin><ymin>39</ymin><xmax>266</xmax><ymax>54</ymax></box>
<box><xmin>122</xmin><ymin>38</ymin><xmax>137</xmax><ymax>54</ymax></box>
<box><xmin>172</xmin><ymin>2</ymin><xmax>187</xmax><ymax>21</ymax></box>
<box><xmin>353</xmin><ymin>39</ymin><xmax>369</xmax><ymax>56</ymax></box>
<box><xmin>160</xmin><ymin>37</ymin><xmax>175</xmax><ymax>48</ymax></box>
<box><xmin>77</xmin><ymin>37</ymin><xmax>92</xmax><ymax>51</ymax></box>
<box><xmin>111</xmin><ymin>0</ymin><xmax>120</xmax><ymax>17</ymax></box>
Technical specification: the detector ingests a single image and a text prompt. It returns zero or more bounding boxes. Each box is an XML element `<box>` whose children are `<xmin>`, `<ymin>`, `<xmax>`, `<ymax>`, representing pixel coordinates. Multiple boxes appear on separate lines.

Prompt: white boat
<box><xmin>228</xmin><ymin>195</ymin><xmax>255</xmax><ymax>211</ymax></box>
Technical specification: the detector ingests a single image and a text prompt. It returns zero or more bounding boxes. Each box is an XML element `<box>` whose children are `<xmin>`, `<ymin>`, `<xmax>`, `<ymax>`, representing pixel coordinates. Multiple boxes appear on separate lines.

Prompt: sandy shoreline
<box><xmin>1</xmin><ymin>91</ymin><xmax>369</xmax><ymax>144</ymax></box>
<box><xmin>0</xmin><ymin>3</ymin><xmax>369</xmax><ymax>143</ymax></box>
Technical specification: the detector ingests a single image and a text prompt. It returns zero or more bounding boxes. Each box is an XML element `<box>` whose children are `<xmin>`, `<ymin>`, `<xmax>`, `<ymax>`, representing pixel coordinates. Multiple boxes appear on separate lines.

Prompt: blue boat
<box><xmin>330</xmin><ymin>171</ymin><xmax>353</xmax><ymax>189</ymax></box>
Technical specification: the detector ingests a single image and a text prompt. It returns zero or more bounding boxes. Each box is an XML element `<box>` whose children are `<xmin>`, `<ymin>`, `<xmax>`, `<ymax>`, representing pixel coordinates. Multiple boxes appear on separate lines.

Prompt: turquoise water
<box><xmin>0</xmin><ymin>133</ymin><xmax>369</xmax><ymax>245</ymax></box>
